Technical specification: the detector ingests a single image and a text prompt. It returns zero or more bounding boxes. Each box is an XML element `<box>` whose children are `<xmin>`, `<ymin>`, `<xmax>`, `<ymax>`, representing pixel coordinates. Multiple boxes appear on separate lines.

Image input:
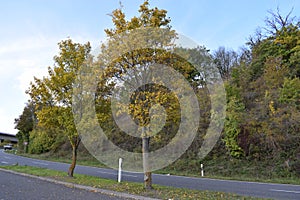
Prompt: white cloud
<box><xmin>0</xmin><ymin>36</ymin><xmax>57</xmax><ymax>134</ymax></box>
<box><xmin>0</xmin><ymin>34</ymin><xmax>100</xmax><ymax>135</ymax></box>
<box><xmin>0</xmin><ymin>108</ymin><xmax>16</xmax><ymax>134</ymax></box>
<box><xmin>0</xmin><ymin>36</ymin><xmax>50</xmax><ymax>54</ymax></box>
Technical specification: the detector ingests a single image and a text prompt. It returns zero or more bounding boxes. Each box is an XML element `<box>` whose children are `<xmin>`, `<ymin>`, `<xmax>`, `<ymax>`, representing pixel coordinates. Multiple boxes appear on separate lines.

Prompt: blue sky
<box><xmin>0</xmin><ymin>0</ymin><xmax>299</xmax><ymax>134</ymax></box>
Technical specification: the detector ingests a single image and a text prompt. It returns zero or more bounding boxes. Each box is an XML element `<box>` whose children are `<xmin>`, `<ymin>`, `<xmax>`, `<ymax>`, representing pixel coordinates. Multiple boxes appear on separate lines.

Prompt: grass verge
<box><xmin>0</xmin><ymin>165</ymin><xmax>265</xmax><ymax>200</ymax></box>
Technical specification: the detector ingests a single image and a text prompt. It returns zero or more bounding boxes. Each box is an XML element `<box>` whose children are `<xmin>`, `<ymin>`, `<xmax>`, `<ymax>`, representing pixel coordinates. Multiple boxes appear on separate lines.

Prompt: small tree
<box><xmin>27</xmin><ymin>39</ymin><xmax>91</xmax><ymax>177</ymax></box>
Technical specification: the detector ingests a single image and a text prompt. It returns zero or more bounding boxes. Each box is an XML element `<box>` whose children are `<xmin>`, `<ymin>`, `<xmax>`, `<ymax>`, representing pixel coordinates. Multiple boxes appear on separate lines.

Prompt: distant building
<box><xmin>0</xmin><ymin>132</ymin><xmax>18</xmax><ymax>144</ymax></box>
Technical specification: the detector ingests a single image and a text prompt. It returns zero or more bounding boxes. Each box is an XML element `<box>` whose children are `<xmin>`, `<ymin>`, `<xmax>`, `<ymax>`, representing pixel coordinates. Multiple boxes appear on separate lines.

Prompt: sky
<box><xmin>0</xmin><ymin>0</ymin><xmax>299</xmax><ymax>135</ymax></box>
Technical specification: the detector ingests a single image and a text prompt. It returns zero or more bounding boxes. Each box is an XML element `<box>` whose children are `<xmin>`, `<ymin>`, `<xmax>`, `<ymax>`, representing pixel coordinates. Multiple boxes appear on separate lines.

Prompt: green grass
<box><xmin>0</xmin><ymin>165</ymin><xmax>266</xmax><ymax>200</ymax></box>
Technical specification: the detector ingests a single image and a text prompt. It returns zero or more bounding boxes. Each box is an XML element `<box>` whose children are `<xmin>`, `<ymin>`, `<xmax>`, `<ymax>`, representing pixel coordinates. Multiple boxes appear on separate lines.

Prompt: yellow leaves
<box><xmin>274</xmin><ymin>24</ymin><xmax>299</xmax><ymax>49</ymax></box>
<box><xmin>128</xmin><ymin>16</ymin><xmax>140</xmax><ymax>29</ymax></box>
<box><xmin>26</xmin><ymin>39</ymin><xmax>91</xmax><ymax>151</ymax></box>
<box><xmin>105</xmin><ymin>0</ymin><xmax>172</xmax><ymax>38</ymax></box>
<box><xmin>269</xmin><ymin>100</ymin><xmax>276</xmax><ymax>115</ymax></box>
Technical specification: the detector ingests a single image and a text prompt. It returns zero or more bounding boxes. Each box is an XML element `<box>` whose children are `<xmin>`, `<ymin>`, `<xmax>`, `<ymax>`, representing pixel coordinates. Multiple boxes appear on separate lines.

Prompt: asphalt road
<box><xmin>1</xmin><ymin>149</ymin><xmax>300</xmax><ymax>199</ymax></box>
<box><xmin>0</xmin><ymin>169</ymin><xmax>127</xmax><ymax>200</ymax></box>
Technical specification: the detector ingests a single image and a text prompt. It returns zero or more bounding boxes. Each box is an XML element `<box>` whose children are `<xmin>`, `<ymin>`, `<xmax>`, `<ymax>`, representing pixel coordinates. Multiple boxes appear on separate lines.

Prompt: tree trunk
<box><xmin>142</xmin><ymin>136</ymin><xmax>153</xmax><ymax>190</ymax></box>
<box><xmin>68</xmin><ymin>144</ymin><xmax>78</xmax><ymax>177</ymax></box>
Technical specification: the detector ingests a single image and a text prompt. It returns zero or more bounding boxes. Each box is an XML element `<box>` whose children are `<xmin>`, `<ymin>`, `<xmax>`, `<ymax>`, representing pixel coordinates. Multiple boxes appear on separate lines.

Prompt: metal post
<box><xmin>118</xmin><ymin>158</ymin><xmax>122</xmax><ymax>182</ymax></box>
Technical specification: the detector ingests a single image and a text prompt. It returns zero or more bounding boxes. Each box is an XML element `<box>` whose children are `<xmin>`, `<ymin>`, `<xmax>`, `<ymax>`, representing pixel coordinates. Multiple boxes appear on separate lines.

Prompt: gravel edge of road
<box><xmin>0</xmin><ymin>168</ymin><xmax>160</xmax><ymax>200</ymax></box>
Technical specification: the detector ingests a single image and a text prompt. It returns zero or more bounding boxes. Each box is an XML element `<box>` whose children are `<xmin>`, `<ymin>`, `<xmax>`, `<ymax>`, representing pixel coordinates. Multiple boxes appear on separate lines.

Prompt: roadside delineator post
<box><xmin>201</xmin><ymin>163</ymin><xmax>204</xmax><ymax>177</ymax></box>
<box><xmin>118</xmin><ymin>158</ymin><xmax>122</xmax><ymax>182</ymax></box>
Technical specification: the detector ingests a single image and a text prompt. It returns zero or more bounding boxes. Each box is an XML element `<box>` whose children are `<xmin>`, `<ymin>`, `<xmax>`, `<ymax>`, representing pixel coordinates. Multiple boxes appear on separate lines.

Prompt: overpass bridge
<box><xmin>0</xmin><ymin>132</ymin><xmax>18</xmax><ymax>144</ymax></box>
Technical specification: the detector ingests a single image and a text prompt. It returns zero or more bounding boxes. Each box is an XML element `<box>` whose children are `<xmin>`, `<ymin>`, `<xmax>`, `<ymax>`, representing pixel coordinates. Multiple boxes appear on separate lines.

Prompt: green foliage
<box><xmin>28</xmin><ymin>129</ymin><xmax>56</xmax><ymax>154</ymax></box>
<box><xmin>14</xmin><ymin>102</ymin><xmax>36</xmax><ymax>134</ymax></box>
<box><xmin>14</xmin><ymin>102</ymin><xmax>36</xmax><ymax>152</ymax></box>
<box><xmin>222</xmin><ymin>10</ymin><xmax>300</xmax><ymax>166</ymax></box>
<box><xmin>224</xmin><ymin>95</ymin><xmax>245</xmax><ymax>158</ymax></box>
<box><xmin>250</xmin><ymin>22</ymin><xmax>300</xmax><ymax>80</ymax></box>
<box><xmin>279</xmin><ymin>77</ymin><xmax>300</xmax><ymax>107</ymax></box>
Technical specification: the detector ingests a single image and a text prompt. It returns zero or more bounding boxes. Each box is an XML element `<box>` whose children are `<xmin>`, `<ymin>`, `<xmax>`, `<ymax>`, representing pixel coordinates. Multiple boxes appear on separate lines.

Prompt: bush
<box><xmin>28</xmin><ymin>129</ymin><xmax>56</xmax><ymax>154</ymax></box>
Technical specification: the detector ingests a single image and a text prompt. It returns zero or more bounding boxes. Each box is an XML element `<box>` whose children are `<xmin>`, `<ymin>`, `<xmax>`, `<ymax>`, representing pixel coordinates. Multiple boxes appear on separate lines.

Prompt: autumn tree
<box><xmin>95</xmin><ymin>0</ymin><xmax>203</xmax><ymax>189</ymax></box>
<box><xmin>27</xmin><ymin>39</ymin><xmax>91</xmax><ymax>177</ymax></box>
<box><xmin>100</xmin><ymin>1</ymin><xmax>173</xmax><ymax>189</ymax></box>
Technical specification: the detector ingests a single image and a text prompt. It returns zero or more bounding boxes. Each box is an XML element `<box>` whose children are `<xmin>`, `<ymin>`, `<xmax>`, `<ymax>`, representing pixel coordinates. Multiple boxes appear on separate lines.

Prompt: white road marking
<box><xmin>3</xmin><ymin>156</ymin><xmax>12</xmax><ymax>160</ymax></box>
<box><xmin>1</xmin><ymin>161</ymin><xmax>9</xmax><ymax>164</ymax></box>
<box><xmin>32</xmin><ymin>161</ymin><xmax>49</xmax><ymax>166</ymax></box>
<box><xmin>122</xmin><ymin>170</ymin><xmax>142</xmax><ymax>174</ymax></box>
<box><xmin>122</xmin><ymin>173</ymin><xmax>138</xmax><ymax>177</ymax></box>
<box><xmin>270</xmin><ymin>189</ymin><xmax>300</xmax><ymax>194</ymax></box>
<box><xmin>97</xmin><ymin>171</ymin><xmax>138</xmax><ymax>177</ymax></box>
<box><xmin>97</xmin><ymin>171</ymin><xmax>116</xmax><ymax>175</ymax></box>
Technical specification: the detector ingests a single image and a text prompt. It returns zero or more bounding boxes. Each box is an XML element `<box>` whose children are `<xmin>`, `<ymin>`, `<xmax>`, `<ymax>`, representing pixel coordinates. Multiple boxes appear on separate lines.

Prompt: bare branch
<box><xmin>264</xmin><ymin>7</ymin><xmax>296</xmax><ymax>35</ymax></box>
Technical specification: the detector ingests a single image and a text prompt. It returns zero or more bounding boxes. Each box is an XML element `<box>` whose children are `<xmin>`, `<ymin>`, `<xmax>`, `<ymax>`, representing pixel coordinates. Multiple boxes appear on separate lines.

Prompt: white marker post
<box><xmin>201</xmin><ymin>163</ymin><xmax>204</xmax><ymax>177</ymax></box>
<box><xmin>118</xmin><ymin>158</ymin><xmax>123</xmax><ymax>183</ymax></box>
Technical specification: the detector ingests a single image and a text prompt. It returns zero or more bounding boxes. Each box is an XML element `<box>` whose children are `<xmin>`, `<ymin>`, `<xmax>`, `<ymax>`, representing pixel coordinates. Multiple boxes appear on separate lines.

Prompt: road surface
<box><xmin>1</xmin><ymin>150</ymin><xmax>300</xmax><ymax>199</ymax></box>
<box><xmin>0</xmin><ymin>169</ymin><xmax>129</xmax><ymax>200</ymax></box>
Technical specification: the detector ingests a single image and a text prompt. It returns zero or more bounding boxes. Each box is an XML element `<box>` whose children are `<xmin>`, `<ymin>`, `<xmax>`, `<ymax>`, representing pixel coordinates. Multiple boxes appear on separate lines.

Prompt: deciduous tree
<box><xmin>98</xmin><ymin>0</ymin><xmax>199</xmax><ymax>189</ymax></box>
<box><xmin>27</xmin><ymin>39</ymin><xmax>91</xmax><ymax>177</ymax></box>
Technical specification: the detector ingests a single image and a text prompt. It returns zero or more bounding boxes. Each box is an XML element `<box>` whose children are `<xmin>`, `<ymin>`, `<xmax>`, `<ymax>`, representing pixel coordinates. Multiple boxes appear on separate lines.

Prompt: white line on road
<box><xmin>97</xmin><ymin>171</ymin><xmax>138</xmax><ymax>177</ymax></box>
<box><xmin>122</xmin><ymin>173</ymin><xmax>138</xmax><ymax>177</ymax></box>
<box><xmin>3</xmin><ymin>156</ymin><xmax>12</xmax><ymax>160</ymax></box>
<box><xmin>32</xmin><ymin>161</ymin><xmax>49</xmax><ymax>166</ymax></box>
<box><xmin>270</xmin><ymin>189</ymin><xmax>300</xmax><ymax>194</ymax></box>
<box><xmin>97</xmin><ymin>171</ymin><xmax>116</xmax><ymax>175</ymax></box>
<box><xmin>1</xmin><ymin>161</ymin><xmax>9</xmax><ymax>164</ymax></box>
